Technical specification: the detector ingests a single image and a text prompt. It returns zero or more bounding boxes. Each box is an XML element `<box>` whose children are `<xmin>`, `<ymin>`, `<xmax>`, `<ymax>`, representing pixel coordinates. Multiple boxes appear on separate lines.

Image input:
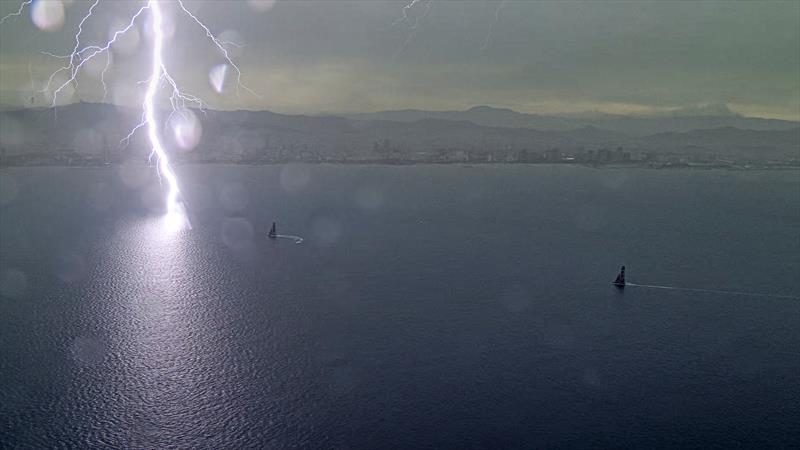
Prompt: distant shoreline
<box><xmin>2</xmin><ymin>161</ymin><xmax>798</xmax><ymax>171</ymax></box>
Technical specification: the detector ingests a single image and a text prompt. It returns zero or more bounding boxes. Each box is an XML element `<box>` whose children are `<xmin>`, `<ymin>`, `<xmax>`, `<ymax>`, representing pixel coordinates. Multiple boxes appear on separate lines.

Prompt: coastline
<box><xmin>2</xmin><ymin>160</ymin><xmax>798</xmax><ymax>171</ymax></box>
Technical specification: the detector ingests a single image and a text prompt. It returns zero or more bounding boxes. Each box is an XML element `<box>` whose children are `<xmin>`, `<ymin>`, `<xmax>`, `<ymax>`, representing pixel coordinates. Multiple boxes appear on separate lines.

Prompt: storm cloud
<box><xmin>0</xmin><ymin>0</ymin><xmax>798</xmax><ymax>119</ymax></box>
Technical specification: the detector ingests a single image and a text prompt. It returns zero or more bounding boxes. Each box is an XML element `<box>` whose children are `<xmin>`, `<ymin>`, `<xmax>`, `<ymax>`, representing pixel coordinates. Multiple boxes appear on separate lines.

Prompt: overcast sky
<box><xmin>1</xmin><ymin>0</ymin><xmax>798</xmax><ymax>119</ymax></box>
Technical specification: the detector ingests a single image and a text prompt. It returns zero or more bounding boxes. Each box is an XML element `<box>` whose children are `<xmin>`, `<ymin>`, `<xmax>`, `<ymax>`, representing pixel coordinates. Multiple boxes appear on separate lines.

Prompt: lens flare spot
<box><xmin>31</xmin><ymin>0</ymin><xmax>65</xmax><ymax>32</ymax></box>
<box><xmin>170</xmin><ymin>108</ymin><xmax>202</xmax><ymax>151</ymax></box>
<box><xmin>0</xmin><ymin>117</ymin><xmax>31</xmax><ymax>147</ymax></box>
<box><xmin>247</xmin><ymin>0</ymin><xmax>277</xmax><ymax>13</ymax></box>
<box><xmin>87</xmin><ymin>182</ymin><xmax>113</xmax><ymax>211</ymax></box>
<box><xmin>221</xmin><ymin>217</ymin><xmax>255</xmax><ymax>252</ymax></box>
<box><xmin>209</xmin><ymin>64</ymin><xmax>229</xmax><ymax>93</ymax></box>
<box><xmin>72</xmin><ymin>128</ymin><xmax>104</xmax><ymax>155</ymax></box>
<box><xmin>219</xmin><ymin>30</ymin><xmax>244</xmax><ymax>57</ymax></box>
<box><xmin>280</xmin><ymin>164</ymin><xmax>311</xmax><ymax>192</ymax></box>
<box><xmin>219</xmin><ymin>182</ymin><xmax>249</xmax><ymax>212</ymax></box>
<box><xmin>118</xmin><ymin>159</ymin><xmax>150</xmax><ymax>189</ymax></box>
<box><xmin>312</xmin><ymin>216</ymin><xmax>342</xmax><ymax>246</ymax></box>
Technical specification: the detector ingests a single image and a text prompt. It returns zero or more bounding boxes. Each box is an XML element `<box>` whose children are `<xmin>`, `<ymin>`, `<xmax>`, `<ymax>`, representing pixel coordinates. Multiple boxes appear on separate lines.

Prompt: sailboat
<box><xmin>268</xmin><ymin>222</ymin><xmax>277</xmax><ymax>239</ymax></box>
<box><xmin>612</xmin><ymin>265</ymin><xmax>625</xmax><ymax>287</ymax></box>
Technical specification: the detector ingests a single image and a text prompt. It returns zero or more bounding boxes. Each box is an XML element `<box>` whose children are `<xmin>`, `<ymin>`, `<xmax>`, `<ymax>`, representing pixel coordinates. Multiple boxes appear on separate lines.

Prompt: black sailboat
<box><xmin>612</xmin><ymin>265</ymin><xmax>625</xmax><ymax>287</ymax></box>
<box><xmin>268</xmin><ymin>222</ymin><xmax>277</xmax><ymax>239</ymax></box>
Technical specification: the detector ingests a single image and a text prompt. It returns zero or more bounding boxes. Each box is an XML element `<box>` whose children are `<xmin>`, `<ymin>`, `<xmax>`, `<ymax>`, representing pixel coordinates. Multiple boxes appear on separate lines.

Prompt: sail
<box><xmin>269</xmin><ymin>222</ymin><xmax>277</xmax><ymax>237</ymax></box>
<box><xmin>613</xmin><ymin>266</ymin><xmax>625</xmax><ymax>285</ymax></box>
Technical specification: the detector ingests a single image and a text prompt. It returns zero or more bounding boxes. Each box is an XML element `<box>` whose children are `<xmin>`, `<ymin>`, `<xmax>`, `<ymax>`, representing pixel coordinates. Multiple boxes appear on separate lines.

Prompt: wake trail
<box><xmin>274</xmin><ymin>234</ymin><xmax>304</xmax><ymax>244</ymax></box>
<box><xmin>625</xmin><ymin>282</ymin><xmax>799</xmax><ymax>300</ymax></box>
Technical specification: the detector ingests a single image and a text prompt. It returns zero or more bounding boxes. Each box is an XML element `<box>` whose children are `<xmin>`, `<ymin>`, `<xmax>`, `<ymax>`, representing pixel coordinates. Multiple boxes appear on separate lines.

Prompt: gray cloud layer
<box><xmin>1</xmin><ymin>0</ymin><xmax>798</xmax><ymax>119</ymax></box>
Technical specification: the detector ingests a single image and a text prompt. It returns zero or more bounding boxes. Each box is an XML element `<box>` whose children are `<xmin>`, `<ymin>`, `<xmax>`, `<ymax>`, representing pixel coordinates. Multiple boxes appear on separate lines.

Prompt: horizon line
<box><xmin>1</xmin><ymin>100</ymin><xmax>798</xmax><ymax>123</ymax></box>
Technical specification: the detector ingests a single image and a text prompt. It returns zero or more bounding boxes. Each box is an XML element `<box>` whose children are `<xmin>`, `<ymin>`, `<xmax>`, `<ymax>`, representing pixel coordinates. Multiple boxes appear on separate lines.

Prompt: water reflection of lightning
<box><xmin>6</xmin><ymin>0</ymin><xmax>253</xmax><ymax>230</ymax></box>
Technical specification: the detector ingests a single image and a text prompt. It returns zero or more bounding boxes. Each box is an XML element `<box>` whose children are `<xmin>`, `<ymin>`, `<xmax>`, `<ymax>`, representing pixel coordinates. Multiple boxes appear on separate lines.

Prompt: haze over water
<box><xmin>1</xmin><ymin>165</ymin><xmax>799</xmax><ymax>447</ymax></box>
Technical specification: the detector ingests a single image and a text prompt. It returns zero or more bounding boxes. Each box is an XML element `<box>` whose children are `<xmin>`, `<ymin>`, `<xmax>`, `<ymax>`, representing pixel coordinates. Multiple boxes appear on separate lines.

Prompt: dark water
<box><xmin>1</xmin><ymin>165</ymin><xmax>799</xmax><ymax>448</ymax></box>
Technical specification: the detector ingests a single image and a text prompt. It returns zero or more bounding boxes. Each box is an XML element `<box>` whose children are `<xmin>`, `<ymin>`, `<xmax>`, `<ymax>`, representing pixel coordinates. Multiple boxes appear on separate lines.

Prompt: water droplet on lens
<box><xmin>209</xmin><ymin>64</ymin><xmax>229</xmax><ymax>94</ymax></box>
<box><xmin>119</xmin><ymin>159</ymin><xmax>150</xmax><ymax>189</ymax></box>
<box><xmin>219</xmin><ymin>183</ymin><xmax>249</xmax><ymax>212</ymax></box>
<box><xmin>219</xmin><ymin>30</ymin><xmax>244</xmax><ymax>57</ymax></box>
<box><xmin>170</xmin><ymin>108</ymin><xmax>202</xmax><ymax>151</ymax></box>
<box><xmin>140</xmin><ymin>184</ymin><xmax>165</xmax><ymax>213</ymax></box>
<box><xmin>31</xmin><ymin>0</ymin><xmax>65</xmax><ymax>32</ymax></box>
<box><xmin>72</xmin><ymin>128</ymin><xmax>104</xmax><ymax>155</ymax></box>
<box><xmin>88</xmin><ymin>182</ymin><xmax>113</xmax><ymax>211</ymax></box>
<box><xmin>280</xmin><ymin>164</ymin><xmax>311</xmax><ymax>192</ymax></box>
<box><xmin>247</xmin><ymin>0</ymin><xmax>276</xmax><ymax>13</ymax></box>
<box><xmin>221</xmin><ymin>217</ymin><xmax>254</xmax><ymax>253</ymax></box>
<box><xmin>312</xmin><ymin>217</ymin><xmax>342</xmax><ymax>246</ymax></box>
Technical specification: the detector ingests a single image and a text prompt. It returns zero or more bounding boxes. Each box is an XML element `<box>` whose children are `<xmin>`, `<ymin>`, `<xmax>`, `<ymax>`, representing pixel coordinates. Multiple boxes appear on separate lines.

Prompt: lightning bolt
<box><xmin>144</xmin><ymin>0</ymin><xmax>182</xmax><ymax>224</ymax></box>
<box><xmin>0</xmin><ymin>0</ymin><xmax>31</xmax><ymax>25</ymax></box>
<box><xmin>392</xmin><ymin>0</ymin><xmax>434</xmax><ymax>57</ymax></box>
<box><xmin>3</xmin><ymin>0</ymin><xmax>255</xmax><ymax>230</ymax></box>
<box><xmin>480</xmin><ymin>0</ymin><xmax>507</xmax><ymax>52</ymax></box>
<box><xmin>175</xmin><ymin>0</ymin><xmax>257</xmax><ymax>99</ymax></box>
<box><xmin>392</xmin><ymin>0</ymin><xmax>425</xmax><ymax>28</ymax></box>
<box><xmin>392</xmin><ymin>0</ymin><xmax>508</xmax><ymax>56</ymax></box>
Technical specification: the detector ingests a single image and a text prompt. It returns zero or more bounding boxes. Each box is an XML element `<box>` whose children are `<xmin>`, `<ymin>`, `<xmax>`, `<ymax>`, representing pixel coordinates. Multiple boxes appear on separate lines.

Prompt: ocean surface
<box><xmin>1</xmin><ymin>164</ymin><xmax>799</xmax><ymax>448</ymax></box>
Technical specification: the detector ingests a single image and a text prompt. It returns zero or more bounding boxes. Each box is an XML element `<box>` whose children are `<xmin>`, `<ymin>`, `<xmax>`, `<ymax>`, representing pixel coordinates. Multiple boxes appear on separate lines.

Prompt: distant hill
<box><xmin>640</xmin><ymin>127</ymin><xmax>800</xmax><ymax>159</ymax></box>
<box><xmin>1</xmin><ymin>103</ymin><xmax>797</xmax><ymax>164</ymax></box>
<box><xmin>347</xmin><ymin>105</ymin><xmax>799</xmax><ymax>136</ymax></box>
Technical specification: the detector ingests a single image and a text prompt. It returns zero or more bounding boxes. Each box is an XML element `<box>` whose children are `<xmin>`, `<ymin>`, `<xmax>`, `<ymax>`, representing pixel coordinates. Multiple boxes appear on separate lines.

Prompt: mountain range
<box><xmin>346</xmin><ymin>105</ymin><xmax>799</xmax><ymax>136</ymax></box>
<box><xmin>1</xmin><ymin>103</ymin><xmax>797</xmax><ymax>164</ymax></box>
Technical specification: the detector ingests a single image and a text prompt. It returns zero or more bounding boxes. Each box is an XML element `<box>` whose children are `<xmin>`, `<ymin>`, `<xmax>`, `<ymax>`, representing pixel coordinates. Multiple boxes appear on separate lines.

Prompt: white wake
<box><xmin>273</xmin><ymin>234</ymin><xmax>304</xmax><ymax>244</ymax></box>
<box><xmin>625</xmin><ymin>282</ymin><xmax>799</xmax><ymax>300</ymax></box>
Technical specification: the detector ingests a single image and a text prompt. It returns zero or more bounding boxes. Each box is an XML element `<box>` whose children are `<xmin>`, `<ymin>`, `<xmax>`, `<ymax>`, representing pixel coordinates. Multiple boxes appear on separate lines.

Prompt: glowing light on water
<box><xmin>164</xmin><ymin>203</ymin><xmax>190</xmax><ymax>232</ymax></box>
